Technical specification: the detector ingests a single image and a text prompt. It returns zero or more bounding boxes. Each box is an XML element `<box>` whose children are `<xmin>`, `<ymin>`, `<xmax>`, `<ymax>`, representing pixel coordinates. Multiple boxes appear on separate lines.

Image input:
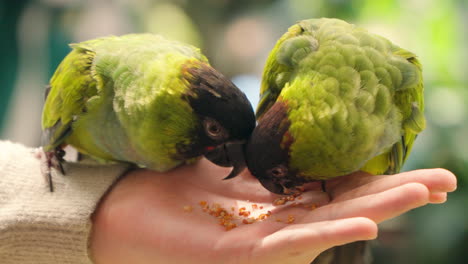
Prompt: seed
<box><xmin>257</xmin><ymin>213</ymin><xmax>270</xmax><ymax>220</ymax></box>
<box><xmin>183</xmin><ymin>205</ymin><xmax>193</xmax><ymax>212</ymax></box>
<box><xmin>242</xmin><ymin>218</ymin><xmax>256</xmax><ymax>224</ymax></box>
<box><xmin>273</xmin><ymin>198</ymin><xmax>286</xmax><ymax>205</ymax></box>
<box><xmin>238</xmin><ymin>207</ymin><xmax>251</xmax><ymax>217</ymax></box>
<box><xmin>225</xmin><ymin>223</ymin><xmax>237</xmax><ymax>231</ymax></box>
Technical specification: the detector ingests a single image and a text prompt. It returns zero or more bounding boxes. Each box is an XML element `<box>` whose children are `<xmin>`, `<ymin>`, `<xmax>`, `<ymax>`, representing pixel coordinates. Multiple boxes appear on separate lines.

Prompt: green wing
<box><xmin>362</xmin><ymin>50</ymin><xmax>426</xmax><ymax>175</ymax></box>
<box><xmin>257</xmin><ymin>23</ymin><xmax>315</xmax><ymax>119</ymax></box>
<box><xmin>389</xmin><ymin>50</ymin><xmax>425</xmax><ymax>173</ymax></box>
<box><xmin>257</xmin><ymin>19</ymin><xmax>354</xmax><ymax>119</ymax></box>
<box><xmin>41</xmin><ymin>44</ymin><xmax>98</xmax><ymax>151</ymax></box>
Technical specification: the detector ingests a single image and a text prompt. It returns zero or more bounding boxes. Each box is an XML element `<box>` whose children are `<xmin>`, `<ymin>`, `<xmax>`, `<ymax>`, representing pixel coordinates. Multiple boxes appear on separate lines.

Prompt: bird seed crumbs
<box><xmin>186</xmin><ymin>199</ymin><xmax>318</xmax><ymax>231</ymax></box>
<box><xmin>238</xmin><ymin>207</ymin><xmax>251</xmax><ymax>217</ymax></box>
<box><xmin>242</xmin><ymin>218</ymin><xmax>256</xmax><ymax>224</ymax></box>
<box><xmin>193</xmin><ymin>201</ymin><xmax>275</xmax><ymax>231</ymax></box>
<box><xmin>273</xmin><ymin>198</ymin><xmax>287</xmax><ymax>205</ymax></box>
<box><xmin>273</xmin><ymin>191</ymin><xmax>303</xmax><ymax>206</ymax></box>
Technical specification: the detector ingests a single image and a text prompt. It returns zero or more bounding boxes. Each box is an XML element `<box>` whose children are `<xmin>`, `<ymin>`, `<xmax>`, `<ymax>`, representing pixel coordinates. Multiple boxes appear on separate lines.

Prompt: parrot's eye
<box><xmin>203</xmin><ymin>118</ymin><xmax>227</xmax><ymax>140</ymax></box>
<box><xmin>269</xmin><ymin>165</ymin><xmax>288</xmax><ymax>178</ymax></box>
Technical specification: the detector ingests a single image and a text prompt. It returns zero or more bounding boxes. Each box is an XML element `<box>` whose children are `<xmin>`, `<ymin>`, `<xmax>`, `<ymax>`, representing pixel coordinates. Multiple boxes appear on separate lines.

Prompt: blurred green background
<box><xmin>1</xmin><ymin>0</ymin><xmax>467</xmax><ymax>263</ymax></box>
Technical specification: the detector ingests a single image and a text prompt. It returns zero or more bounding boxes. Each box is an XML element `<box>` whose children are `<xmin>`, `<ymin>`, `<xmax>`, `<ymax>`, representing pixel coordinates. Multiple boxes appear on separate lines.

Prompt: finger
<box><xmin>310</xmin><ymin>183</ymin><xmax>430</xmax><ymax>224</ymax></box>
<box><xmin>429</xmin><ymin>192</ymin><xmax>447</xmax><ymax>204</ymax></box>
<box><xmin>331</xmin><ymin>168</ymin><xmax>457</xmax><ymax>202</ymax></box>
<box><xmin>253</xmin><ymin>217</ymin><xmax>377</xmax><ymax>264</ymax></box>
<box><xmin>380</xmin><ymin>168</ymin><xmax>456</xmax><ymax>192</ymax></box>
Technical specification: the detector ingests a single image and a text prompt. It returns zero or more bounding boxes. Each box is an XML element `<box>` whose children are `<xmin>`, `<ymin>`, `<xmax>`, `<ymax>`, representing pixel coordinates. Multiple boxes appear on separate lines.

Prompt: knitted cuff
<box><xmin>0</xmin><ymin>141</ymin><xmax>129</xmax><ymax>264</ymax></box>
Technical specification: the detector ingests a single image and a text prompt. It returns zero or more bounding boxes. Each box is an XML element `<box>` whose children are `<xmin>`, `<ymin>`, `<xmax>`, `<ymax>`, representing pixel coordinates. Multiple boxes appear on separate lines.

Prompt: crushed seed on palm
<box><xmin>183</xmin><ymin>205</ymin><xmax>193</xmax><ymax>212</ymax></box>
<box><xmin>186</xmin><ymin>197</ymin><xmax>319</xmax><ymax>231</ymax></box>
<box><xmin>193</xmin><ymin>201</ymin><xmax>275</xmax><ymax>231</ymax></box>
<box><xmin>242</xmin><ymin>218</ymin><xmax>256</xmax><ymax>224</ymax></box>
<box><xmin>273</xmin><ymin>191</ymin><xmax>302</xmax><ymax>206</ymax></box>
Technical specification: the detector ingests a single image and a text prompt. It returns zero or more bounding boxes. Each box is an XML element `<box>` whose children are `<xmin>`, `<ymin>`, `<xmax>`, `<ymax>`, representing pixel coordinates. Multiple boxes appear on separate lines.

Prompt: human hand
<box><xmin>90</xmin><ymin>159</ymin><xmax>456</xmax><ymax>264</ymax></box>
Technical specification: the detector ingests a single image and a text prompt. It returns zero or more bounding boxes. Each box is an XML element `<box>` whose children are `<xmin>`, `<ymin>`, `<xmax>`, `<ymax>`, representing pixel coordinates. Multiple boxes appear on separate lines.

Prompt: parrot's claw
<box><xmin>38</xmin><ymin>147</ymin><xmax>66</xmax><ymax>192</ymax></box>
<box><xmin>321</xmin><ymin>180</ymin><xmax>327</xmax><ymax>193</ymax></box>
<box><xmin>320</xmin><ymin>180</ymin><xmax>333</xmax><ymax>201</ymax></box>
<box><xmin>45</xmin><ymin>169</ymin><xmax>54</xmax><ymax>193</ymax></box>
<box><xmin>55</xmin><ymin>148</ymin><xmax>66</xmax><ymax>174</ymax></box>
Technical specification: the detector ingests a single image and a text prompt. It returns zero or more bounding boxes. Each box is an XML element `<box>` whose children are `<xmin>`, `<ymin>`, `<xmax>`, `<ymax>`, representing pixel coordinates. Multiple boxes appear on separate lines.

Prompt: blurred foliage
<box><xmin>1</xmin><ymin>0</ymin><xmax>467</xmax><ymax>263</ymax></box>
<box><xmin>0</xmin><ymin>1</ymin><xmax>27</xmax><ymax>133</ymax></box>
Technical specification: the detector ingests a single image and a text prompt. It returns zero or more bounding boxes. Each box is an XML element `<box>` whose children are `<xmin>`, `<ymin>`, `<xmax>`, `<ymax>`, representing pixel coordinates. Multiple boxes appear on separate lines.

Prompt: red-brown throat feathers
<box><xmin>246</xmin><ymin>100</ymin><xmax>310</xmax><ymax>194</ymax></box>
<box><xmin>247</xmin><ymin>101</ymin><xmax>292</xmax><ymax>174</ymax></box>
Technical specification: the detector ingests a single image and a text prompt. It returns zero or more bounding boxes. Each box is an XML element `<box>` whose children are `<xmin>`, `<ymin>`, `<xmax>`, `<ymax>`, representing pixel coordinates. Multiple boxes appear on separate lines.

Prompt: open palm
<box><xmin>90</xmin><ymin>158</ymin><xmax>456</xmax><ymax>264</ymax></box>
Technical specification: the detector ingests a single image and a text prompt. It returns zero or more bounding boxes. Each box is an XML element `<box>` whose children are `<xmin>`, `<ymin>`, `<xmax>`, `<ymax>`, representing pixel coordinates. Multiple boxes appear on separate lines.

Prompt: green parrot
<box><xmin>244</xmin><ymin>18</ymin><xmax>426</xmax><ymax>194</ymax></box>
<box><xmin>41</xmin><ymin>34</ymin><xmax>255</xmax><ymax>191</ymax></box>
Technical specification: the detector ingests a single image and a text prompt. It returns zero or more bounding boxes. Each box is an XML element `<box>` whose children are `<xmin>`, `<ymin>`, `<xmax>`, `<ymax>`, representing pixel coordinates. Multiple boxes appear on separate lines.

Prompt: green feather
<box><xmin>42</xmin><ymin>47</ymin><xmax>97</xmax><ymax>150</ymax></box>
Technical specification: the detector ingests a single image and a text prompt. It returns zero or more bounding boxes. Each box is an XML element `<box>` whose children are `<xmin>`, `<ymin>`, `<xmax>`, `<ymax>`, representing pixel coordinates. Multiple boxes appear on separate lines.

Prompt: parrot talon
<box><xmin>54</xmin><ymin>148</ymin><xmax>66</xmax><ymax>174</ymax></box>
<box><xmin>40</xmin><ymin>147</ymin><xmax>67</xmax><ymax>192</ymax></box>
<box><xmin>50</xmin><ymin>150</ymin><xmax>66</xmax><ymax>176</ymax></box>
<box><xmin>321</xmin><ymin>180</ymin><xmax>327</xmax><ymax>193</ymax></box>
<box><xmin>40</xmin><ymin>150</ymin><xmax>55</xmax><ymax>192</ymax></box>
<box><xmin>57</xmin><ymin>161</ymin><xmax>66</xmax><ymax>175</ymax></box>
<box><xmin>55</xmin><ymin>149</ymin><xmax>66</xmax><ymax>175</ymax></box>
<box><xmin>320</xmin><ymin>180</ymin><xmax>333</xmax><ymax>201</ymax></box>
<box><xmin>46</xmin><ymin>171</ymin><xmax>54</xmax><ymax>192</ymax></box>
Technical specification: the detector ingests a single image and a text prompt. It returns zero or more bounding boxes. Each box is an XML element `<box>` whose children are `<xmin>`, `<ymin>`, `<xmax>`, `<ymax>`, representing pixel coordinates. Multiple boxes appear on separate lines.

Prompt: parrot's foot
<box><xmin>321</xmin><ymin>180</ymin><xmax>333</xmax><ymax>201</ymax></box>
<box><xmin>321</xmin><ymin>180</ymin><xmax>327</xmax><ymax>192</ymax></box>
<box><xmin>77</xmin><ymin>152</ymin><xmax>84</xmax><ymax>161</ymax></box>
<box><xmin>38</xmin><ymin>147</ymin><xmax>66</xmax><ymax>192</ymax></box>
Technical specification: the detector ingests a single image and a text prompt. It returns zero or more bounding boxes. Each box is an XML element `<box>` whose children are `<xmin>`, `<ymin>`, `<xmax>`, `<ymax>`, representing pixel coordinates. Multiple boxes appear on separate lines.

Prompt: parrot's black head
<box><xmin>182</xmin><ymin>61</ymin><xmax>256</xmax><ymax>179</ymax></box>
<box><xmin>245</xmin><ymin>101</ymin><xmax>307</xmax><ymax>194</ymax></box>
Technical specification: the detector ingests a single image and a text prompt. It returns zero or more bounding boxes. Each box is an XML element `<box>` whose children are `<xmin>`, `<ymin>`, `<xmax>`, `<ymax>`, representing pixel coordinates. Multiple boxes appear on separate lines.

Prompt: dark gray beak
<box><xmin>258</xmin><ymin>177</ymin><xmax>286</xmax><ymax>195</ymax></box>
<box><xmin>204</xmin><ymin>141</ymin><xmax>247</xmax><ymax>180</ymax></box>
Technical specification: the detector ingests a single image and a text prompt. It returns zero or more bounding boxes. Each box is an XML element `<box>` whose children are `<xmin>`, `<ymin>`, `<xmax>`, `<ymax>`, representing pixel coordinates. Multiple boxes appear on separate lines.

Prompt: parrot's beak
<box><xmin>258</xmin><ymin>177</ymin><xmax>286</xmax><ymax>195</ymax></box>
<box><xmin>204</xmin><ymin>141</ymin><xmax>247</xmax><ymax>179</ymax></box>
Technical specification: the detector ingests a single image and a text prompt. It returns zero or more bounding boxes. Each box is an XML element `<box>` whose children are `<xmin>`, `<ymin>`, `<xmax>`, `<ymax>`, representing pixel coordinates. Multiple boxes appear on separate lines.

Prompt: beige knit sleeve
<box><xmin>0</xmin><ymin>141</ymin><xmax>129</xmax><ymax>264</ymax></box>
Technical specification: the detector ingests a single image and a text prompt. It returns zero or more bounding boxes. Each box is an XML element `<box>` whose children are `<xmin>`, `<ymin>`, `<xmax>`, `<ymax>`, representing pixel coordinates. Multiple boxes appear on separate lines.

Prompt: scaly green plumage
<box><xmin>42</xmin><ymin>34</ymin><xmax>255</xmax><ymax>174</ymax></box>
<box><xmin>247</xmin><ymin>18</ymin><xmax>425</xmax><ymax>192</ymax></box>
